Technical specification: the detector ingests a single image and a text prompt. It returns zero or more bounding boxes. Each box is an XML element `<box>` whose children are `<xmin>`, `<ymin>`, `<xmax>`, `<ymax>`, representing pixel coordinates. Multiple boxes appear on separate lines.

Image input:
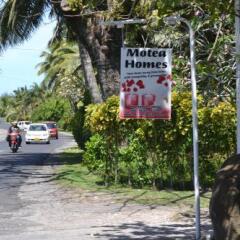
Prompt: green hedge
<box><xmin>81</xmin><ymin>93</ymin><xmax>236</xmax><ymax>189</ymax></box>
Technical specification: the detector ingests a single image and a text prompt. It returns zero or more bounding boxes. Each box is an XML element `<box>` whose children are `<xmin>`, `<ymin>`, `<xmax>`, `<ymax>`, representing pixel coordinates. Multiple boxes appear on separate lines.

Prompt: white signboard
<box><xmin>120</xmin><ymin>47</ymin><xmax>172</xmax><ymax>119</ymax></box>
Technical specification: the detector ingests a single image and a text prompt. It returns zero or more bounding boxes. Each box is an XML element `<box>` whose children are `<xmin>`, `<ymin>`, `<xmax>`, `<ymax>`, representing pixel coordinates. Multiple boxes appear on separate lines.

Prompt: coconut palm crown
<box><xmin>0</xmin><ymin>1</ymin><xmax>59</xmax><ymax>51</ymax></box>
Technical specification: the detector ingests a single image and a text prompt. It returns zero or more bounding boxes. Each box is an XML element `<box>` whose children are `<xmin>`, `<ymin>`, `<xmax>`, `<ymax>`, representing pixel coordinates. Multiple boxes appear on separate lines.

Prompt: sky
<box><xmin>0</xmin><ymin>20</ymin><xmax>56</xmax><ymax>95</ymax></box>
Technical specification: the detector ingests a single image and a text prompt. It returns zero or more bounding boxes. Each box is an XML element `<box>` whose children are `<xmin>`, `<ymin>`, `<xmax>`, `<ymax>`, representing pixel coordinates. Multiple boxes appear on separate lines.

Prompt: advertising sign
<box><xmin>120</xmin><ymin>47</ymin><xmax>172</xmax><ymax>119</ymax></box>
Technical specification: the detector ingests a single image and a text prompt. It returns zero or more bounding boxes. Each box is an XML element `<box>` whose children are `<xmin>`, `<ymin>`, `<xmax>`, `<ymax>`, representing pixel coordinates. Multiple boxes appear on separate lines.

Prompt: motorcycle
<box><xmin>9</xmin><ymin>133</ymin><xmax>19</xmax><ymax>153</ymax></box>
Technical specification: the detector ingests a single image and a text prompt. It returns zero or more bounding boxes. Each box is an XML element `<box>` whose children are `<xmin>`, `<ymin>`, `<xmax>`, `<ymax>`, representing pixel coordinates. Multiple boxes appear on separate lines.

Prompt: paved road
<box><xmin>0</xmin><ymin>118</ymin><xmax>76</xmax><ymax>239</ymax></box>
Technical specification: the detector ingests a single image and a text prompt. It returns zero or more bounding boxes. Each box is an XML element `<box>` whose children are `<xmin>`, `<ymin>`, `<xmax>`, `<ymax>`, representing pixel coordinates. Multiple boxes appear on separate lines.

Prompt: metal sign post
<box><xmin>164</xmin><ymin>16</ymin><xmax>201</xmax><ymax>240</ymax></box>
<box><xmin>235</xmin><ymin>0</ymin><xmax>240</xmax><ymax>154</ymax></box>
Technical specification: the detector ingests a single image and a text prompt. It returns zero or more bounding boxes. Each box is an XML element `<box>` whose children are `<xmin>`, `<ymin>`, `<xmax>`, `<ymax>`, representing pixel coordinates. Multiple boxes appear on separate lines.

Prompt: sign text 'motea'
<box><xmin>127</xmin><ymin>49</ymin><xmax>167</xmax><ymax>58</ymax></box>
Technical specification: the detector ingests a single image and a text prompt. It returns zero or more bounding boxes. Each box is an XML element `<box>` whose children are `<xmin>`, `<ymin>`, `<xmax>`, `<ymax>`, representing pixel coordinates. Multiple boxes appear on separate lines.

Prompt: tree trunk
<box><xmin>78</xmin><ymin>17</ymin><xmax>121</xmax><ymax>99</ymax></box>
<box><xmin>169</xmin><ymin>162</ymin><xmax>173</xmax><ymax>189</ymax></box>
<box><xmin>78</xmin><ymin>41</ymin><xmax>103</xmax><ymax>103</ymax></box>
<box><xmin>128</xmin><ymin>166</ymin><xmax>132</xmax><ymax>186</ymax></box>
<box><xmin>59</xmin><ymin>1</ymin><xmax>121</xmax><ymax>100</ymax></box>
<box><xmin>151</xmin><ymin>151</ymin><xmax>157</xmax><ymax>190</ymax></box>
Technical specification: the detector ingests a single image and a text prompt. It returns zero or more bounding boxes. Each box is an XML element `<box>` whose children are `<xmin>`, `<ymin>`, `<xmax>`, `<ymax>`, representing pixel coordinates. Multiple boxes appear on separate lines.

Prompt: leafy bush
<box><xmin>119</xmin><ymin>133</ymin><xmax>149</xmax><ymax>187</ymax></box>
<box><xmin>82</xmin><ymin>92</ymin><xmax>236</xmax><ymax>189</ymax></box>
<box><xmin>71</xmin><ymin>106</ymin><xmax>91</xmax><ymax>149</ymax></box>
<box><xmin>83</xmin><ymin>134</ymin><xmax>110</xmax><ymax>185</ymax></box>
<box><xmin>70</xmin><ymin>91</ymin><xmax>92</xmax><ymax>148</ymax></box>
<box><xmin>31</xmin><ymin>97</ymin><xmax>73</xmax><ymax>129</ymax></box>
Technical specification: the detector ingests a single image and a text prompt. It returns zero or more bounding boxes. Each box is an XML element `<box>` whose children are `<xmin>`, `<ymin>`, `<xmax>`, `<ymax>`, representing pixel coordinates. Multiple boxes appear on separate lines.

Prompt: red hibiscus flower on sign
<box><xmin>156</xmin><ymin>74</ymin><xmax>175</xmax><ymax>87</ymax></box>
<box><xmin>121</xmin><ymin>79</ymin><xmax>145</xmax><ymax>92</ymax></box>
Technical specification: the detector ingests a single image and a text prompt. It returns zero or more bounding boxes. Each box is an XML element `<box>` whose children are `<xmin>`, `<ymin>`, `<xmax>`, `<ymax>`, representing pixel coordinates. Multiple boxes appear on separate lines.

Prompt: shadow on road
<box><xmin>0</xmin><ymin>152</ymin><xmax>81</xmax><ymax>190</ymax></box>
<box><xmin>91</xmin><ymin>221</ymin><xmax>212</xmax><ymax>239</ymax></box>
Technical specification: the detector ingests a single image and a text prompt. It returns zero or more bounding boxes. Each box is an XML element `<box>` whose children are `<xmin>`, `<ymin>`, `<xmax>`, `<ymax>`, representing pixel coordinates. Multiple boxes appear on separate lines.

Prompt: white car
<box><xmin>25</xmin><ymin>123</ymin><xmax>50</xmax><ymax>144</ymax></box>
<box><xmin>17</xmin><ymin>121</ymin><xmax>31</xmax><ymax>131</ymax></box>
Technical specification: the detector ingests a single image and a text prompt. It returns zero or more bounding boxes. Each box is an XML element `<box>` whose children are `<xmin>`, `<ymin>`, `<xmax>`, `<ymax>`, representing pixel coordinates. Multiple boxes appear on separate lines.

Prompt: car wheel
<box><xmin>46</xmin><ymin>141</ymin><xmax>50</xmax><ymax>144</ymax></box>
<box><xmin>26</xmin><ymin>142</ymin><xmax>30</xmax><ymax>144</ymax></box>
<box><xmin>56</xmin><ymin>135</ymin><xmax>58</xmax><ymax>139</ymax></box>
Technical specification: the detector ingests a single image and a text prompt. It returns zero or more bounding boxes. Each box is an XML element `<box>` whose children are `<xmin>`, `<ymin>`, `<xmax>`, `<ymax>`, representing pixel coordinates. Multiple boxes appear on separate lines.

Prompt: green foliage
<box><xmin>37</xmin><ymin>41</ymin><xmax>81</xmax><ymax>91</ymax></box>
<box><xmin>31</xmin><ymin>97</ymin><xmax>73</xmax><ymax>130</ymax></box>
<box><xmin>66</xmin><ymin>0</ymin><xmax>90</xmax><ymax>12</ymax></box>
<box><xmin>0</xmin><ymin>0</ymin><xmax>50</xmax><ymax>51</ymax></box>
<box><xmin>57</xmin><ymin>147</ymin><xmax>211</xmax><ymax>207</ymax></box>
<box><xmin>83</xmin><ymin>93</ymin><xmax>236</xmax><ymax>189</ymax></box>
<box><xmin>71</xmin><ymin>91</ymin><xmax>91</xmax><ymax>148</ymax></box>
<box><xmin>200</xmin><ymin>101</ymin><xmax>236</xmax><ymax>154</ymax></box>
<box><xmin>84</xmin><ymin>96</ymin><xmax>124</xmax><ymax>185</ymax></box>
<box><xmin>0</xmin><ymin>84</ymin><xmax>47</xmax><ymax>122</ymax></box>
<box><xmin>83</xmin><ymin>134</ymin><xmax>108</xmax><ymax>172</ymax></box>
<box><xmin>0</xmin><ymin>0</ymin><xmax>237</xmax><ymax>102</ymax></box>
<box><xmin>85</xmin><ymin>95</ymin><xmax>120</xmax><ymax>133</ymax></box>
<box><xmin>119</xmin><ymin>133</ymin><xmax>149</xmax><ymax>187</ymax></box>
<box><xmin>0</xmin><ymin>94</ymin><xmax>14</xmax><ymax>117</ymax></box>
<box><xmin>0</xmin><ymin>0</ymin><xmax>238</xmax><ymax>192</ymax></box>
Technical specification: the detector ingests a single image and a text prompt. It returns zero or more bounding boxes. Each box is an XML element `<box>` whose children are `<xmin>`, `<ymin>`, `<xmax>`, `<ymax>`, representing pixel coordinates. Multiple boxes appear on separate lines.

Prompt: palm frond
<box><xmin>0</xmin><ymin>0</ymin><xmax>52</xmax><ymax>51</ymax></box>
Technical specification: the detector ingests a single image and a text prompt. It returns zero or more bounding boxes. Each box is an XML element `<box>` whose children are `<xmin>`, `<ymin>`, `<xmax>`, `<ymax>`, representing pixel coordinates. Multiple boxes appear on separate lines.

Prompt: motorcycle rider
<box><xmin>7</xmin><ymin>121</ymin><xmax>22</xmax><ymax>147</ymax></box>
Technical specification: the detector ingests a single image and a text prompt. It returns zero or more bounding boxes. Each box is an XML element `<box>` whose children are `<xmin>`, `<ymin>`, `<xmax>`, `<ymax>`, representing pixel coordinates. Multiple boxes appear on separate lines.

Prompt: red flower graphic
<box><xmin>156</xmin><ymin>75</ymin><xmax>173</xmax><ymax>87</ymax></box>
<box><xmin>121</xmin><ymin>79</ymin><xmax>145</xmax><ymax>92</ymax></box>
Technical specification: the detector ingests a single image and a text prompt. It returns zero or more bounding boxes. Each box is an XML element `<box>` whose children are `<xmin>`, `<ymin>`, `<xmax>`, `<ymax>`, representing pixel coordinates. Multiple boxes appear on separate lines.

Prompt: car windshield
<box><xmin>46</xmin><ymin>123</ymin><xmax>56</xmax><ymax>129</ymax></box>
<box><xmin>29</xmin><ymin>125</ymin><xmax>47</xmax><ymax>131</ymax></box>
<box><xmin>25</xmin><ymin>121</ymin><xmax>31</xmax><ymax>125</ymax></box>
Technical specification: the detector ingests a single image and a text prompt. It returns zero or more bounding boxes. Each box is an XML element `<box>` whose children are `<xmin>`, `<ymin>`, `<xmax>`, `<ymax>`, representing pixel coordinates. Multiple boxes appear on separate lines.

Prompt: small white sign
<box><xmin>120</xmin><ymin>47</ymin><xmax>172</xmax><ymax>119</ymax></box>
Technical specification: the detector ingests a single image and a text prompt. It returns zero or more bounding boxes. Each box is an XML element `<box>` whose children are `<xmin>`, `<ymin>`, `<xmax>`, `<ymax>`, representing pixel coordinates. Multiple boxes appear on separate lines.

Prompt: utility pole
<box><xmin>235</xmin><ymin>0</ymin><xmax>240</xmax><ymax>153</ymax></box>
<box><xmin>164</xmin><ymin>16</ymin><xmax>200</xmax><ymax>240</ymax></box>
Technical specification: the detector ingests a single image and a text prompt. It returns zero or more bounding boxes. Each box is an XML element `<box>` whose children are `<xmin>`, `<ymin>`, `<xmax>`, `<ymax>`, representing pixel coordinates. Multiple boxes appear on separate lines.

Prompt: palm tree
<box><xmin>37</xmin><ymin>40</ymin><xmax>80</xmax><ymax>89</ymax></box>
<box><xmin>0</xmin><ymin>0</ymin><xmax>122</xmax><ymax>103</ymax></box>
<box><xmin>13</xmin><ymin>86</ymin><xmax>33</xmax><ymax>119</ymax></box>
<box><xmin>28</xmin><ymin>83</ymin><xmax>47</xmax><ymax>108</ymax></box>
<box><xmin>0</xmin><ymin>1</ymin><xmax>52</xmax><ymax>49</ymax></box>
<box><xmin>0</xmin><ymin>93</ymin><xmax>14</xmax><ymax>117</ymax></box>
<box><xmin>0</xmin><ymin>0</ymin><xmax>101</xmax><ymax>103</ymax></box>
<box><xmin>2</xmin><ymin>1</ymin><xmax>235</xmax><ymax>104</ymax></box>
<box><xmin>37</xmin><ymin>40</ymin><xmax>85</xmax><ymax>111</ymax></box>
<box><xmin>0</xmin><ymin>1</ymin><xmax>154</xmax><ymax>103</ymax></box>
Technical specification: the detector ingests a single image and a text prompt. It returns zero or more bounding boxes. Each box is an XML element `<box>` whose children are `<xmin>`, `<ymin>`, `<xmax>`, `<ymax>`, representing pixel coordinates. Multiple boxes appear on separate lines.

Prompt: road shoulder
<box><xmin>12</xmin><ymin>145</ymin><xmax>213</xmax><ymax>240</ymax></box>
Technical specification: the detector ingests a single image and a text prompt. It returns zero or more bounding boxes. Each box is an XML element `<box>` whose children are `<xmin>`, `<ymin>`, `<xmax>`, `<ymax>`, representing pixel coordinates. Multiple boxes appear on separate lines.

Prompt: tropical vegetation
<box><xmin>0</xmin><ymin>0</ymin><xmax>238</xmax><ymax>190</ymax></box>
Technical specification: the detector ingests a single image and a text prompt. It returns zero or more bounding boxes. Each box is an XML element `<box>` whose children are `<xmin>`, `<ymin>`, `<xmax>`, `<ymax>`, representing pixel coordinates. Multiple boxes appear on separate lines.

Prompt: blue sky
<box><xmin>0</xmin><ymin>21</ymin><xmax>56</xmax><ymax>95</ymax></box>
